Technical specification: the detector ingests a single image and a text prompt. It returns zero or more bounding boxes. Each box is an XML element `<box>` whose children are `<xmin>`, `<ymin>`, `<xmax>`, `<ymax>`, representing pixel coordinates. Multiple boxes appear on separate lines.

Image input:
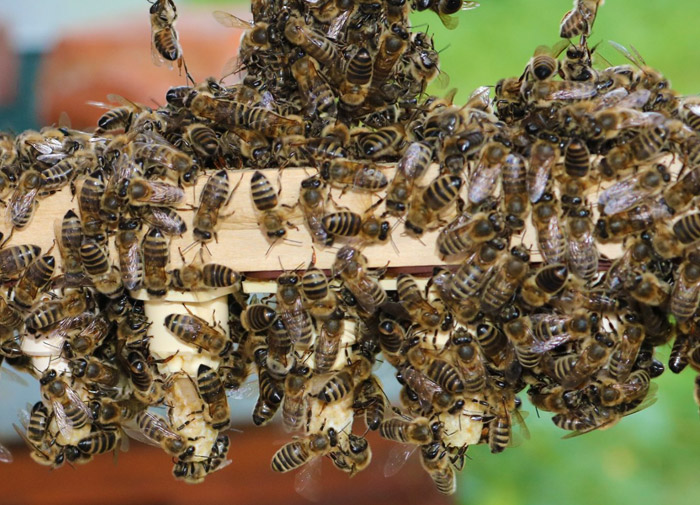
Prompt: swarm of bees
<box><xmin>1</xmin><ymin>0</ymin><xmax>700</xmax><ymax>496</ymax></box>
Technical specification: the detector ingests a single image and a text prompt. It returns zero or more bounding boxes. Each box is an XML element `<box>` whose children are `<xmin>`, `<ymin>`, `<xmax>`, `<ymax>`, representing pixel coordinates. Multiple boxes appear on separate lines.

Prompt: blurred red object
<box><xmin>0</xmin><ymin>24</ymin><xmax>18</xmax><ymax>105</ymax></box>
<box><xmin>35</xmin><ymin>9</ymin><xmax>246</xmax><ymax>129</ymax></box>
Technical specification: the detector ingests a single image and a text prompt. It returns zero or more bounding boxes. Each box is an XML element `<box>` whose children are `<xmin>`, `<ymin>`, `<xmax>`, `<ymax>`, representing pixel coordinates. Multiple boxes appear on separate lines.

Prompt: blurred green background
<box><xmin>0</xmin><ymin>1</ymin><xmax>698</xmax><ymax>504</ymax></box>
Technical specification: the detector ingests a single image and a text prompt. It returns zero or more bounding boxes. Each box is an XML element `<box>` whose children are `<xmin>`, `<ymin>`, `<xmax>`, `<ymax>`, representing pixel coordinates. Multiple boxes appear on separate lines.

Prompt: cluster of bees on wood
<box><xmin>0</xmin><ymin>0</ymin><xmax>699</xmax><ymax>495</ymax></box>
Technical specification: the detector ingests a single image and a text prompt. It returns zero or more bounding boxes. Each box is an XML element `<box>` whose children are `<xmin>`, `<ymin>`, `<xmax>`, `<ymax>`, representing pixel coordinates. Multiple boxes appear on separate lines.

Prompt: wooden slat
<box><xmin>1</xmin><ymin>160</ymin><xmax>679</xmax><ymax>277</ymax></box>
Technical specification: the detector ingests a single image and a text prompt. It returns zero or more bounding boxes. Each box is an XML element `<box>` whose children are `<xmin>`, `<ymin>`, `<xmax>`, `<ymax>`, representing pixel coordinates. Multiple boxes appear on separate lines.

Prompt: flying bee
<box><xmin>566</xmin><ymin>207</ymin><xmax>598</xmax><ymax>282</ymax></box>
<box><xmin>271</xmin><ymin>430</ymin><xmax>337</xmax><ymax>473</ymax></box>
<box><xmin>559</xmin><ymin>0</ymin><xmax>603</xmax><ymax>39</ymax></box>
<box><xmin>333</xmin><ymin>246</ymin><xmax>387</xmax><ymax>316</ymax></box>
<box><xmin>134</xmin><ymin>410</ymin><xmax>194</xmax><ymax>460</ymax></box>
<box><xmin>25</xmin><ymin>290</ymin><xmax>88</xmax><ymax>332</ymax></box>
<box><xmin>321</xmin><ymin>159</ymin><xmax>388</xmax><ymax>192</ymax></box>
<box><xmin>164</xmin><ymin>313</ymin><xmax>230</xmax><ymax>355</ymax></box>
<box><xmin>149</xmin><ymin>0</ymin><xmax>186</xmax><ymax>73</ymax></box>
<box><xmin>520</xmin><ymin>263</ymin><xmax>569</xmax><ymax>307</ymax></box>
<box><xmin>298</xmin><ymin>175</ymin><xmax>333</xmax><ymax>247</ymax></box>
<box><xmin>39</xmin><ymin>369</ymin><xmax>93</xmax><ymax>440</ymax></box>
<box><xmin>468</xmin><ymin>142</ymin><xmax>508</xmax><ymax>205</ymax></box>
<box><xmin>13</xmin><ymin>254</ymin><xmax>55</xmax><ymax>309</ymax></box>
<box><xmin>7</xmin><ymin>169</ymin><xmax>41</xmax><ymax>230</ymax></box>
<box><xmin>405</xmin><ymin>174</ymin><xmax>463</xmax><ymax>236</ymax></box>
<box><xmin>196</xmin><ymin>364</ymin><xmax>231</xmax><ymax>430</ymax></box>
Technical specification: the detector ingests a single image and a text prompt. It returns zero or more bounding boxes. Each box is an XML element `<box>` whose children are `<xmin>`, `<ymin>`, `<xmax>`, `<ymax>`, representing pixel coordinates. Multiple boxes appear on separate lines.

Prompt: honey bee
<box><xmin>80</xmin><ymin>240</ymin><xmax>124</xmax><ymax>298</ymax></box>
<box><xmin>298</xmin><ymin>176</ymin><xmax>333</xmax><ymax>247</ymax></box>
<box><xmin>39</xmin><ymin>369</ymin><xmax>93</xmax><ymax>440</ymax></box>
<box><xmin>79</xmin><ymin>169</ymin><xmax>107</xmax><ymax>237</ymax></box>
<box><xmin>377</xmin><ymin>319</ymin><xmax>406</xmax><ymax>365</ymax></box>
<box><xmin>322</xmin><ymin>208</ymin><xmax>390</xmax><ymax>245</ymax></box>
<box><xmin>169</xmin><ymin>262</ymin><xmax>241</xmax><ymax>292</ymax></box>
<box><xmin>420</xmin><ymin>441</ymin><xmax>456</xmax><ymax>495</ymax></box>
<box><xmin>590</xmin><ymin>369</ymin><xmax>652</xmax><ymax>407</ymax></box>
<box><xmin>448</xmin><ymin>241</ymin><xmax>502</xmax><ymax>307</ymax></box>
<box><xmin>396</xmin><ymin>274</ymin><xmax>441</xmax><ymax>329</ymax></box>
<box><xmin>69</xmin><ymin>313</ymin><xmax>111</xmax><ymax>356</ymax></box>
<box><xmin>386</xmin><ymin>141</ymin><xmax>433</xmax><ymax>215</ymax></box>
<box><xmin>0</xmin><ymin>292</ymin><xmax>23</xmax><ymax>329</ymax></box>
<box><xmin>282</xmin><ymin>369</ymin><xmax>309</xmax><ymax>432</ymax></box>
<box><xmin>126</xmin><ymin>350</ymin><xmax>165</xmax><ymax>405</ymax></box>
<box><xmin>468</xmin><ymin>142</ymin><xmax>508</xmax><ymax>205</ymax></box>
<box><xmin>313</xmin><ymin>317</ymin><xmax>344</xmax><ymax>374</ymax></box>
<box><xmin>291</xmin><ymin>56</ymin><xmax>337</xmax><ymax>119</ymax></box>
<box><xmin>271</xmin><ymin>430</ymin><xmax>337</xmax><ymax>473</ymax></box>
<box><xmin>13</xmin><ymin>254</ymin><xmax>55</xmax><ymax>309</ymax></box>
<box><xmin>134</xmin><ymin>410</ymin><xmax>194</xmax><ymax>460</ymax></box>
<box><xmin>316</xmin><ymin>356</ymin><xmax>371</xmax><ymax>404</ymax></box>
<box><xmin>355</xmin><ymin>125</ymin><xmax>405</xmax><ymax>159</ymax></box>
<box><xmin>7</xmin><ymin>169</ymin><xmax>41</xmax><ymax>230</ymax></box>
<box><xmin>559</xmin><ymin>0</ymin><xmax>603</xmax><ymax>39</ymax></box>
<box><xmin>149</xmin><ymin>0</ymin><xmax>184</xmax><ymax>70</ymax></box>
<box><xmin>370</xmin><ymin>23</ymin><xmax>409</xmax><ymax>94</ymax></box>
<box><xmin>240</xmin><ymin>303</ymin><xmax>277</xmax><ymax>332</ymax></box>
<box><xmin>663</xmin><ymin>164</ymin><xmax>700</xmax><ymax>213</ymax></box>
<box><xmin>520</xmin><ymin>263</ymin><xmax>569</xmax><ymax>307</ymax></box>
<box><xmin>607</xmin><ymin>312</ymin><xmax>645</xmax><ymax>381</ymax></box>
<box><xmin>164</xmin><ymin>313</ymin><xmax>230</xmax><ymax>355</ymax></box>
<box><xmin>301</xmin><ymin>265</ymin><xmax>337</xmax><ymax>320</ymax></box>
<box><xmin>624</xmin><ymin>272</ymin><xmax>671</xmax><ymax>306</ymax></box>
<box><xmin>566</xmin><ymin>207</ymin><xmax>598</xmax><ymax>282</ymax></box>
<box><xmin>405</xmin><ymin>175</ymin><xmax>463</xmax><ymax>236</ymax></box>
<box><xmin>546</xmin><ymin>332</ymin><xmax>615</xmax><ymax>389</ymax></box>
<box><xmin>524</xmin><ymin>42</ymin><xmax>567</xmax><ymax>81</ymax></box>
<box><xmin>134</xmin><ymin>142</ymin><xmax>193</xmax><ymax>183</ymax></box>
<box><xmin>192</xmin><ymin>169</ymin><xmax>230</xmax><ymax>243</ymax></box>
<box><xmin>527</xmin><ymin>141</ymin><xmax>558</xmax><ymax>204</ymax></box>
<box><xmin>528</xmin><ymin>310</ymin><xmax>595</xmax><ymax>353</ymax></box>
<box><xmin>481</xmin><ymin>247</ymin><xmax>530</xmax><ymax>314</ymax></box>
<box><xmin>25</xmin><ymin>290</ymin><xmax>88</xmax><ymax>332</ymax></box>
<box><xmin>528</xmin><ymin>384</ymin><xmax>582</xmax><ymax>414</ymax></box>
<box><xmin>340</xmin><ymin>47</ymin><xmax>373</xmax><ymax>107</ymax></box>
<box><xmin>321</xmin><ymin>159</ymin><xmax>388</xmax><ymax>192</ymax></box>
<box><xmin>251</xmin><ymin>170</ymin><xmax>295</xmax><ymax>241</ymax></box>
<box><xmin>253</xmin><ymin>366</ymin><xmax>283</xmax><ymax>426</ymax></box>
<box><xmin>532</xmin><ymin>192</ymin><xmax>567</xmax><ymax>265</ymax></box>
<box><xmin>284</xmin><ymin>15</ymin><xmax>340</xmax><ymax>73</ymax></box>
<box><xmin>379</xmin><ymin>416</ymin><xmax>433</xmax><ymax>445</ymax></box>
<box><xmin>333</xmin><ymin>246</ymin><xmax>387</xmax><ymax>316</ymax></box>
<box><xmin>196</xmin><ymin>364</ymin><xmax>231</xmax><ymax>430</ymax></box>
<box><xmin>330</xmin><ymin>433</ymin><xmax>372</xmax><ymax>477</ymax></box>
<box><xmin>127</xmin><ymin>178</ymin><xmax>184</xmax><ymax>208</ymax></box>
<box><xmin>436</xmin><ymin>212</ymin><xmax>499</xmax><ymax>258</ymax></box>
<box><xmin>185</xmin><ymin>91</ymin><xmax>303</xmax><ymax>137</ymax></box>
<box><xmin>276</xmin><ymin>272</ymin><xmax>314</xmax><ymax>349</ymax></box>
<box><xmin>670</xmin><ymin>255</ymin><xmax>700</xmax><ymax>322</ymax></box>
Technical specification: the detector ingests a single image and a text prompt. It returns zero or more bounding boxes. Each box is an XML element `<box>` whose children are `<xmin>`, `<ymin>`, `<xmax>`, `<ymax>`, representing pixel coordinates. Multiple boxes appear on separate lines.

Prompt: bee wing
<box><xmin>0</xmin><ymin>442</ymin><xmax>13</xmax><ymax>463</ymax></box>
<box><xmin>142</xmin><ymin>411</ymin><xmax>181</xmax><ymax>441</ymax></box>
<box><xmin>65</xmin><ymin>385</ymin><xmax>94</xmax><ymax>421</ymax></box>
<box><xmin>568</xmin><ymin>230</ymin><xmax>598</xmax><ymax>279</ymax></box>
<box><xmin>526</xmin><ymin>162</ymin><xmax>550</xmax><ymax>204</ymax></box>
<box><xmin>438</xmin><ymin>12</ymin><xmax>459</xmax><ymax>31</ymax></box>
<box><xmin>594</xmin><ymin>88</ymin><xmax>629</xmax><ymax>110</ymax></box>
<box><xmin>616</xmin><ymin>89</ymin><xmax>652</xmax><ymax>110</ymax></box>
<box><xmin>599</xmin><ymin>174</ymin><xmax>643</xmax><ymax>215</ymax></box>
<box><xmin>212</xmin><ymin>10</ymin><xmax>252</xmax><ymax>29</ymax></box>
<box><xmin>227</xmin><ymin>377</ymin><xmax>258</xmax><ymax>400</ymax></box>
<box><xmin>37</xmin><ymin>152</ymin><xmax>69</xmax><ymax>164</ymax></box>
<box><xmin>8</xmin><ymin>185</ymin><xmax>39</xmax><ymax>228</ymax></box>
<box><xmin>294</xmin><ymin>454</ymin><xmax>322</xmax><ymax>502</ymax></box>
<box><xmin>123</xmin><ymin>425</ymin><xmax>161</xmax><ymax>448</ymax></box>
<box><xmin>462</xmin><ymin>1</ymin><xmax>480</xmax><ymax>10</ymax></box>
<box><xmin>549</xmin><ymin>83</ymin><xmax>597</xmax><ymax>101</ymax></box>
<box><xmin>210</xmin><ymin>458</ymin><xmax>233</xmax><ymax>473</ymax></box>
<box><xmin>327</xmin><ymin>10</ymin><xmax>350</xmax><ymax>40</ymax></box>
<box><xmin>52</xmin><ymin>400</ymin><xmax>73</xmax><ymax>440</ymax></box>
<box><xmin>468</xmin><ymin>162</ymin><xmax>500</xmax><ymax>204</ymax></box>
<box><xmin>27</xmin><ymin>139</ymin><xmax>58</xmax><ymax>155</ymax></box>
<box><xmin>383</xmin><ymin>444</ymin><xmax>417</xmax><ymax>478</ymax></box>
<box><xmin>13</xmin><ymin>423</ymin><xmax>44</xmax><ymax>454</ymax></box>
